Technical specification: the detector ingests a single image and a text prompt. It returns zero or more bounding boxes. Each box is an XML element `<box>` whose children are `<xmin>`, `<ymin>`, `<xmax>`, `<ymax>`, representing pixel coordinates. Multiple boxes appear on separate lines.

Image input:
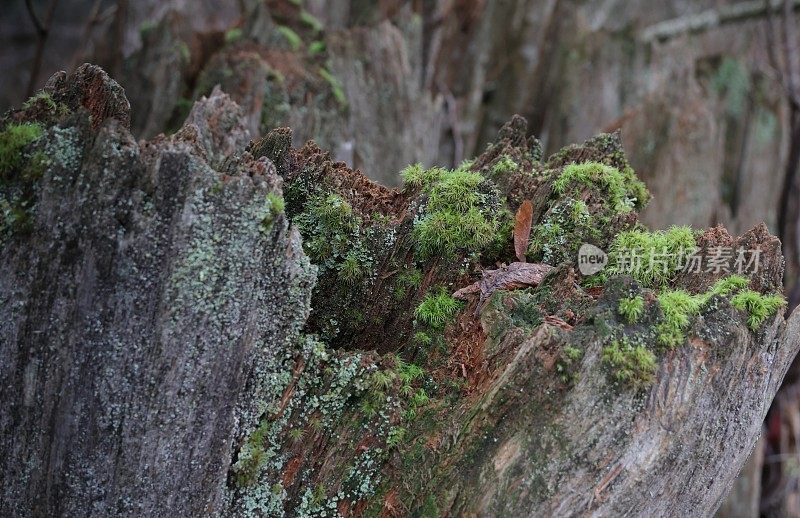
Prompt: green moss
<box><xmin>413</xmin><ymin>331</ymin><xmax>432</xmax><ymax>346</ymax></box>
<box><xmin>618</xmin><ymin>295</ymin><xmax>644</xmax><ymax>324</ymax></box>
<box><xmin>260</xmin><ymin>191</ymin><xmax>285</xmax><ymax>228</ymax></box>
<box><xmin>602</xmin><ymin>338</ymin><xmax>657</xmax><ymax>387</ymax></box>
<box><xmin>0</xmin><ymin>123</ymin><xmax>43</xmax><ymax>176</ymax></box>
<box><xmin>707</xmin><ymin>274</ymin><xmax>749</xmax><ymax>297</ymax></box>
<box><xmin>415</xmin><ymin>289</ymin><xmax>463</xmax><ymax>329</ymax></box>
<box><xmin>319</xmin><ymin>67</ymin><xmax>347</xmax><ymax>107</ymax></box>
<box><xmin>225</xmin><ymin>27</ymin><xmax>243</xmax><ymax>43</ymax></box>
<box><xmin>608</xmin><ymin>226</ymin><xmax>696</xmax><ymax>287</ymax></box>
<box><xmin>408</xmin><ymin>164</ymin><xmax>508</xmax><ymax>260</ymax></box>
<box><xmin>22</xmin><ymin>91</ymin><xmax>56</xmax><ymax>112</ymax></box>
<box><xmin>277</xmin><ymin>25</ymin><xmax>302</xmax><ymax>50</ymax></box>
<box><xmin>492</xmin><ymin>155</ymin><xmax>518</xmax><ymax>175</ymax></box>
<box><xmin>295</xmin><ymin>192</ymin><xmax>357</xmax><ymax>262</ymax></box>
<box><xmin>386</xmin><ymin>426</ymin><xmax>406</xmax><ymax>448</ymax></box>
<box><xmin>300</xmin><ymin>10</ymin><xmax>324</xmax><ymax>32</ymax></box>
<box><xmin>655</xmin><ymin>289</ymin><xmax>703</xmax><ymax>349</ymax></box>
<box><xmin>554</xmin><ymin>161</ymin><xmax>647</xmax><ymax>213</ymax></box>
<box><xmin>392</xmin><ymin>267</ymin><xmax>423</xmax><ymax>299</ymax></box>
<box><xmin>556</xmin><ymin>345</ymin><xmax>584</xmax><ymax>383</ymax></box>
<box><xmin>419</xmin><ymin>494</ymin><xmax>441</xmax><ymax>517</ymax></box>
<box><xmin>232</xmin><ymin>418</ymin><xmax>271</xmax><ymax>487</ymax></box>
<box><xmin>652</xmin><ymin>276</ymin><xmax>772</xmax><ymax>347</ymax></box>
<box><xmin>397</xmin><ymin>360</ymin><xmax>424</xmax><ymax>385</ymax></box>
<box><xmin>730</xmin><ymin>290</ymin><xmax>786</xmax><ymax>330</ymax></box>
<box><xmin>308</xmin><ymin>40</ymin><xmax>326</xmax><ymax>56</ymax></box>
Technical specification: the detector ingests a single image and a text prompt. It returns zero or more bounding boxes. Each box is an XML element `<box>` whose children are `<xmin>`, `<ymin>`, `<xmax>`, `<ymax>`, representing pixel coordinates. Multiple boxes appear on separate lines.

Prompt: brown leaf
<box><xmin>453</xmin><ymin>262</ymin><xmax>553</xmax><ymax>313</ymax></box>
<box><xmin>514</xmin><ymin>200</ymin><xmax>533</xmax><ymax>262</ymax></box>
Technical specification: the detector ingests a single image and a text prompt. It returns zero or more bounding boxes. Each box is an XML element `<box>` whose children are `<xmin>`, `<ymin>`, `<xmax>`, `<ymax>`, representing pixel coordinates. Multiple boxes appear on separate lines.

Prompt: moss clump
<box><xmin>618</xmin><ymin>295</ymin><xmax>645</xmax><ymax>324</ymax></box>
<box><xmin>232</xmin><ymin>418</ymin><xmax>270</xmax><ymax>487</ymax></box>
<box><xmin>608</xmin><ymin>226</ymin><xmax>696</xmax><ymax>287</ymax></box>
<box><xmin>554</xmin><ymin>161</ymin><xmax>648</xmax><ymax>213</ymax></box>
<box><xmin>492</xmin><ymin>155</ymin><xmax>518</xmax><ymax>175</ymax></box>
<box><xmin>706</xmin><ymin>274</ymin><xmax>749</xmax><ymax>297</ymax></box>
<box><xmin>1</xmin><ymin>123</ymin><xmax>47</xmax><ymax>237</ymax></box>
<box><xmin>406</xmin><ymin>164</ymin><xmax>509</xmax><ymax>260</ymax></box>
<box><xmin>392</xmin><ymin>267</ymin><xmax>423</xmax><ymax>299</ymax></box>
<box><xmin>556</xmin><ymin>345</ymin><xmax>583</xmax><ymax>384</ymax></box>
<box><xmin>527</xmin><ymin>161</ymin><xmax>650</xmax><ymax>265</ymax></box>
<box><xmin>602</xmin><ymin>338</ymin><xmax>657</xmax><ymax>387</ymax></box>
<box><xmin>730</xmin><ymin>290</ymin><xmax>786</xmax><ymax>330</ymax></box>
<box><xmin>414</xmin><ymin>289</ymin><xmax>463</xmax><ymax>329</ymax></box>
<box><xmin>319</xmin><ymin>67</ymin><xmax>347</xmax><ymax>107</ymax></box>
<box><xmin>386</xmin><ymin>426</ymin><xmax>406</xmax><ymax>448</ymax></box>
<box><xmin>260</xmin><ymin>192</ymin><xmax>285</xmax><ymax>229</ymax></box>
<box><xmin>224</xmin><ymin>27</ymin><xmax>243</xmax><ymax>43</ymax></box>
<box><xmin>0</xmin><ymin>123</ymin><xmax>43</xmax><ymax>176</ymax></box>
<box><xmin>655</xmin><ymin>289</ymin><xmax>703</xmax><ymax>349</ymax></box>
<box><xmin>653</xmin><ymin>276</ymin><xmax>772</xmax><ymax>347</ymax></box>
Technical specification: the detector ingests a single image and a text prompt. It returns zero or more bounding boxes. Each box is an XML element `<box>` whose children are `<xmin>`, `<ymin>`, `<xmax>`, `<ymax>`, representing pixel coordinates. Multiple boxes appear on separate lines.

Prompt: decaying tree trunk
<box><xmin>1</xmin><ymin>65</ymin><xmax>798</xmax><ymax>517</ymax></box>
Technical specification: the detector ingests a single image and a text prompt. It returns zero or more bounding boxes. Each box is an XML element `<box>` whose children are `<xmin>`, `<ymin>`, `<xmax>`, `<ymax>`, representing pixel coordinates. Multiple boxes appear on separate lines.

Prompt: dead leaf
<box><xmin>453</xmin><ymin>262</ymin><xmax>553</xmax><ymax>313</ymax></box>
<box><xmin>513</xmin><ymin>200</ymin><xmax>533</xmax><ymax>263</ymax></box>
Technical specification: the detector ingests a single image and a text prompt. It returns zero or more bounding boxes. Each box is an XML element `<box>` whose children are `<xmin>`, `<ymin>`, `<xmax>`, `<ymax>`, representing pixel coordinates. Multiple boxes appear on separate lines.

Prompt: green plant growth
<box><xmin>300</xmin><ymin>10</ymin><xmax>324</xmax><ymax>32</ymax></box>
<box><xmin>602</xmin><ymin>338</ymin><xmax>657</xmax><ymax>387</ymax></box>
<box><xmin>319</xmin><ymin>67</ymin><xmax>347</xmax><ymax>107</ymax></box>
<box><xmin>0</xmin><ymin>123</ymin><xmax>43</xmax><ymax>176</ymax></box>
<box><xmin>730</xmin><ymin>290</ymin><xmax>786</xmax><ymax>330</ymax></box>
<box><xmin>294</xmin><ymin>192</ymin><xmax>375</xmax><ymax>284</ymax></box>
<box><xmin>556</xmin><ymin>345</ymin><xmax>583</xmax><ymax>383</ymax></box>
<box><xmin>386</xmin><ymin>426</ymin><xmax>406</xmax><ymax>448</ymax></box>
<box><xmin>277</xmin><ymin>25</ymin><xmax>302</xmax><ymax>50</ymax></box>
<box><xmin>492</xmin><ymin>155</ymin><xmax>518</xmax><ymax>175</ymax></box>
<box><xmin>225</xmin><ymin>27</ymin><xmax>243</xmax><ymax>43</ymax></box>
<box><xmin>653</xmin><ymin>276</ymin><xmax>772</xmax><ymax>348</ymax></box>
<box><xmin>415</xmin><ymin>290</ymin><xmax>463</xmax><ymax>329</ymax></box>
<box><xmin>405</xmin><ymin>163</ymin><xmax>509</xmax><ymax>260</ymax></box>
<box><xmin>608</xmin><ymin>226</ymin><xmax>696</xmax><ymax>287</ymax></box>
<box><xmin>553</xmin><ymin>161</ymin><xmax>649</xmax><ymax>213</ymax></box>
<box><xmin>392</xmin><ymin>267</ymin><xmax>423</xmax><ymax>299</ymax></box>
<box><xmin>655</xmin><ymin>289</ymin><xmax>703</xmax><ymax>349</ymax></box>
<box><xmin>231</xmin><ymin>418</ymin><xmax>271</xmax><ymax>487</ymax></box>
<box><xmin>618</xmin><ymin>295</ymin><xmax>645</xmax><ymax>324</ymax></box>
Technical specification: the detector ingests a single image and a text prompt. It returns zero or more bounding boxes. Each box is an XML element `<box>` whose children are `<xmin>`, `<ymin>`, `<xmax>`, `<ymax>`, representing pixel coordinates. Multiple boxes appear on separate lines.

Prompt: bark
<box><xmin>0</xmin><ymin>65</ymin><xmax>315</xmax><ymax>516</ymax></box>
<box><xmin>1</xmin><ymin>65</ymin><xmax>798</xmax><ymax>517</ymax></box>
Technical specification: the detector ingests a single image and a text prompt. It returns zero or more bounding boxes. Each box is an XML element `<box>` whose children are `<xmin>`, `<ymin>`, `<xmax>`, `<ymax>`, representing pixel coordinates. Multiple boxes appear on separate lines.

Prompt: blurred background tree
<box><xmin>2</xmin><ymin>0</ymin><xmax>800</xmax><ymax>514</ymax></box>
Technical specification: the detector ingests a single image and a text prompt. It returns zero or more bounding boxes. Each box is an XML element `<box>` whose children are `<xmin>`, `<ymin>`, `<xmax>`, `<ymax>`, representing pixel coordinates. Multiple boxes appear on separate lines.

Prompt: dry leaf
<box><xmin>453</xmin><ymin>262</ymin><xmax>553</xmax><ymax>313</ymax></box>
<box><xmin>514</xmin><ymin>200</ymin><xmax>533</xmax><ymax>262</ymax></box>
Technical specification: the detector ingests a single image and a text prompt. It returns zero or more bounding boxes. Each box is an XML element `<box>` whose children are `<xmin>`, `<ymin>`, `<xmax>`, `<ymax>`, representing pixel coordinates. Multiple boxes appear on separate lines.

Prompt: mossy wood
<box><xmin>0</xmin><ymin>65</ymin><xmax>797</xmax><ymax>517</ymax></box>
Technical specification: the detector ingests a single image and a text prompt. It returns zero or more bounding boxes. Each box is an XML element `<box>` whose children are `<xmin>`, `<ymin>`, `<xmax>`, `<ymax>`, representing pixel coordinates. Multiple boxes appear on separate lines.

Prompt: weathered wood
<box><xmin>1</xmin><ymin>65</ymin><xmax>798</xmax><ymax>517</ymax></box>
<box><xmin>0</xmin><ymin>65</ymin><xmax>315</xmax><ymax>516</ymax></box>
